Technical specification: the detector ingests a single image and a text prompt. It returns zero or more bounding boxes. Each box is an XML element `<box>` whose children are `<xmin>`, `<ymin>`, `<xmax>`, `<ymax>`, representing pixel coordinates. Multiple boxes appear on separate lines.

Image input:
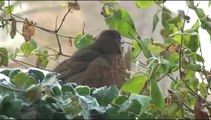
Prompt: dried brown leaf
<box><xmin>22</xmin><ymin>19</ymin><xmax>35</xmax><ymax>42</ymax></box>
<box><xmin>10</xmin><ymin>17</ymin><xmax>17</xmax><ymax>39</ymax></box>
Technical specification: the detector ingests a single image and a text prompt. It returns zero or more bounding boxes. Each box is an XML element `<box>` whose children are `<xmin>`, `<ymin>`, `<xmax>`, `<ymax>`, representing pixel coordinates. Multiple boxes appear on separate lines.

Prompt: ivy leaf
<box><xmin>105</xmin><ymin>8</ymin><xmax>137</xmax><ymax>39</ymax></box>
<box><xmin>121</xmin><ymin>75</ymin><xmax>148</xmax><ymax>94</ymax></box>
<box><xmin>74</xmin><ymin>34</ymin><xmax>94</xmax><ymax>49</ymax></box>
<box><xmin>93</xmin><ymin>85</ymin><xmax>118</xmax><ymax>106</ymax></box>
<box><xmin>120</xmin><ymin>94</ymin><xmax>151</xmax><ymax>115</ymax></box>
<box><xmin>150</xmin><ymin>79</ymin><xmax>165</xmax><ymax>109</ymax></box>
<box><xmin>11</xmin><ymin>72</ymin><xmax>36</xmax><ymax>90</ymax></box>
<box><xmin>75</xmin><ymin>86</ymin><xmax>90</xmax><ymax>96</ymax></box>
<box><xmin>0</xmin><ymin>95</ymin><xmax>22</xmax><ymax>118</ymax></box>
<box><xmin>0</xmin><ymin>47</ymin><xmax>8</xmax><ymax>66</ymax></box>
<box><xmin>28</xmin><ymin>69</ymin><xmax>45</xmax><ymax>82</ymax></box>
<box><xmin>135</xmin><ymin>1</ymin><xmax>155</xmax><ymax>8</ymax></box>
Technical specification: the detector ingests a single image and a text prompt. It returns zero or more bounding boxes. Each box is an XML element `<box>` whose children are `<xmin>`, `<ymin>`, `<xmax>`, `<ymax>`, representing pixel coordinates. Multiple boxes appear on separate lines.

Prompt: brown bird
<box><xmin>53</xmin><ymin>30</ymin><xmax>126</xmax><ymax>88</ymax></box>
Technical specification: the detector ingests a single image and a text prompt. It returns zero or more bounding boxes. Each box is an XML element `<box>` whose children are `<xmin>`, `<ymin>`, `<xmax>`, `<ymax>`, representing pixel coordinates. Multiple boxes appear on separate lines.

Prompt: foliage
<box><xmin>0</xmin><ymin>0</ymin><xmax>210</xmax><ymax>119</ymax></box>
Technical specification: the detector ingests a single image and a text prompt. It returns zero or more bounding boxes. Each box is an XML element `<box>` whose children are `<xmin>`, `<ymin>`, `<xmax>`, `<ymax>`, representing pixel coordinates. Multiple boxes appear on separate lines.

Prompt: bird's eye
<box><xmin>120</xmin><ymin>39</ymin><xmax>124</xmax><ymax>44</ymax></box>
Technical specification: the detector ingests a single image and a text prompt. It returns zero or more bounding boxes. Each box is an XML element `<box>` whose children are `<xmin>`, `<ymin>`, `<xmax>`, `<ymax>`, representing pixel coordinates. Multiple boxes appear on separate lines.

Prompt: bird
<box><xmin>53</xmin><ymin>30</ymin><xmax>126</xmax><ymax>88</ymax></box>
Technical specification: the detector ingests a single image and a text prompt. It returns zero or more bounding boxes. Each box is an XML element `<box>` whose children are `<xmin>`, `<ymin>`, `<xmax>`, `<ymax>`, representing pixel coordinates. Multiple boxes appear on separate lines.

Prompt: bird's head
<box><xmin>93</xmin><ymin>30</ymin><xmax>122</xmax><ymax>54</ymax></box>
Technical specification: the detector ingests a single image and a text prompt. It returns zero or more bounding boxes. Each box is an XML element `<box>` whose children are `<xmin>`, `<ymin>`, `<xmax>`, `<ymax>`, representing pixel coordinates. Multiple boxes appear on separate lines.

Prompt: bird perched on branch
<box><xmin>53</xmin><ymin>30</ymin><xmax>126</xmax><ymax>88</ymax></box>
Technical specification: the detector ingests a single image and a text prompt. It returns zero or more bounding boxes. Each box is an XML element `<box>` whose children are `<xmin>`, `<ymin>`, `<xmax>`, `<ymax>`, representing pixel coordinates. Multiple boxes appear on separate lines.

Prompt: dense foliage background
<box><xmin>0</xmin><ymin>1</ymin><xmax>210</xmax><ymax>119</ymax></box>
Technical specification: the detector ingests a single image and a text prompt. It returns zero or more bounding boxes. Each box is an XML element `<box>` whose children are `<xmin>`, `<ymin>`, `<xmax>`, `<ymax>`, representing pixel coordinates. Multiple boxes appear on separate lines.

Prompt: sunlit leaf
<box><xmin>0</xmin><ymin>47</ymin><xmax>8</xmax><ymax>66</ymax></box>
<box><xmin>4</xmin><ymin>5</ymin><xmax>14</xmax><ymax>14</ymax></box>
<box><xmin>132</xmin><ymin>40</ymin><xmax>141</xmax><ymax>60</ymax></box>
<box><xmin>135</xmin><ymin>1</ymin><xmax>155</xmax><ymax>8</ymax></box>
<box><xmin>148</xmin><ymin>44</ymin><xmax>164</xmax><ymax>54</ymax></box>
<box><xmin>191</xmin><ymin>20</ymin><xmax>200</xmax><ymax>31</ymax></box>
<box><xmin>121</xmin><ymin>74</ymin><xmax>148</xmax><ymax>94</ymax></box>
<box><xmin>74</xmin><ymin>34</ymin><xmax>94</xmax><ymax>49</ymax></box>
<box><xmin>36</xmin><ymin>56</ymin><xmax>49</xmax><ymax>68</ymax></box>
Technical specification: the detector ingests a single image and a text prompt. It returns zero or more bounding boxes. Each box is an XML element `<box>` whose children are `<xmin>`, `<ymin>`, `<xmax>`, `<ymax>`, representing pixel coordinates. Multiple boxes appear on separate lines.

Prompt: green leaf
<box><xmin>209</xmin><ymin>1</ymin><xmax>211</xmax><ymax>7</ymax></box>
<box><xmin>28</xmin><ymin>69</ymin><xmax>45</xmax><ymax>82</ymax></box>
<box><xmin>11</xmin><ymin>72</ymin><xmax>36</xmax><ymax>90</ymax></box>
<box><xmin>0</xmin><ymin>1</ymin><xmax>5</xmax><ymax>9</ymax></box>
<box><xmin>148</xmin><ymin>44</ymin><xmax>164</xmax><ymax>54</ymax></box>
<box><xmin>0</xmin><ymin>47</ymin><xmax>8</xmax><ymax>66</ymax></box>
<box><xmin>121</xmin><ymin>74</ymin><xmax>148</xmax><ymax>94</ymax></box>
<box><xmin>186</xmin><ymin>1</ymin><xmax>195</xmax><ymax>9</ymax></box>
<box><xmin>52</xmin><ymin>86</ymin><xmax>62</xmax><ymax>96</ymax></box>
<box><xmin>32</xmin><ymin>48</ymin><xmax>48</xmax><ymax>56</ymax></box>
<box><xmin>191</xmin><ymin>20</ymin><xmax>200</xmax><ymax>31</ymax></box>
<box><xmin>132</xmin><ymin>40</ymin><xmax>141</xmax><ymax>60</ymax></box>
<box><xmin>36</xmin><ymin>56</ymin><xmax>49</xmax><ymax>68</ymax></box>
<box><xmin>187</xmin><ymin>35</ymin><xmax>200</xmax><ymax>52</ymax></box>
<box><xmin>188</xmin><ymin>63</ymin><xmax>201</xmax><ymax>71</ymax></box>
<box><xmin>135</xmin><ymin>1</ymin><xmax>155</xmax><ymax>8</ymax></box>
<box><xmin>139</xmin><ymin>37</ymin><xmax>152</xmax><ymax>58</ymax></box>
<box><xmin>105</xmin><ymin>8</ymin><xmax>137</xmax><ymax>39</ymax></box>
<box><xmin>20</xmin><ymin>42</ymin><xmax>31</xmax><ymax>56</ymax></box>
<box><xmin>195</xmin><ymin>8</ymin><xmax>206</xmax><ymax>19</ymax></box>
<box><xmin>0</xmin><ymin>95</ymin><xmax>22</xmax><ymax>118</ymax></box>
<box><xmin>113</xmin><ymin>96</ymin><xmax>128</xmax><ymax>105</ymax></box>
<box><xmin>93</xmin><ymin>85</ymin><xmax>118</xmax><ymax>106</ymax></box>
<box><xmin>8</xmin><ymin>48</ymin><xmax>20</xmax><ymax>60</ymax></box>
<box><xmin>75</xmin><ymin>86</ymin><xmax>90</xmax><ymax>95</ymax></box>
<box><xmin>20</xmin><ymin>40</ymin><xmax>37</xmax><ymax>57</ymax></box>
<box><xmin>152</xmin><ymin>10</ymin><xmax>160</xmax><ymax>32</ymax></box>
<box><xmin>150</xmin><ymin>79</ymin><xmax>165</xmax><ymax>109</ymax></box>
<box><xmin>166</xmin><ymin>16</ymin><xmax>182</xmax><ymax>25</ymax></box>
<box><xmin>129</xmin><ymin>94</ymin><xmax>151</xmax><ymax>115</ymax></box>
<box><xmin>161</xmin><ymin>8</ymin><xmax>172</xmax><ymax>27</ymax></box>
<box><xmin>4</xmin><ymin>5</ymin><xmax>15</xmax><ymax>14</ymax></box>
<box><xmin>74</xmin><ymin>34</ymin><xmax>94</xmax><ymax>49</ymax></box>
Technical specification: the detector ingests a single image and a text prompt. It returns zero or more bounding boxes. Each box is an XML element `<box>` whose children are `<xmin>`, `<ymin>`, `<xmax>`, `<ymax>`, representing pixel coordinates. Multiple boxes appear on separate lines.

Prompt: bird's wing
<box><xmin>63</xmin><ymin>55</ymin><xmax>125</xmax><ymax>87</ymax></box>
<box><xmin>53</xmin><ymin>48</ymin><xmax>101</xmax><ymax>81</ymax></box>
<box><xmin>62</xmin><ymin>56</ymin><xmax>112</xmax><ymax>87</ymax></box>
